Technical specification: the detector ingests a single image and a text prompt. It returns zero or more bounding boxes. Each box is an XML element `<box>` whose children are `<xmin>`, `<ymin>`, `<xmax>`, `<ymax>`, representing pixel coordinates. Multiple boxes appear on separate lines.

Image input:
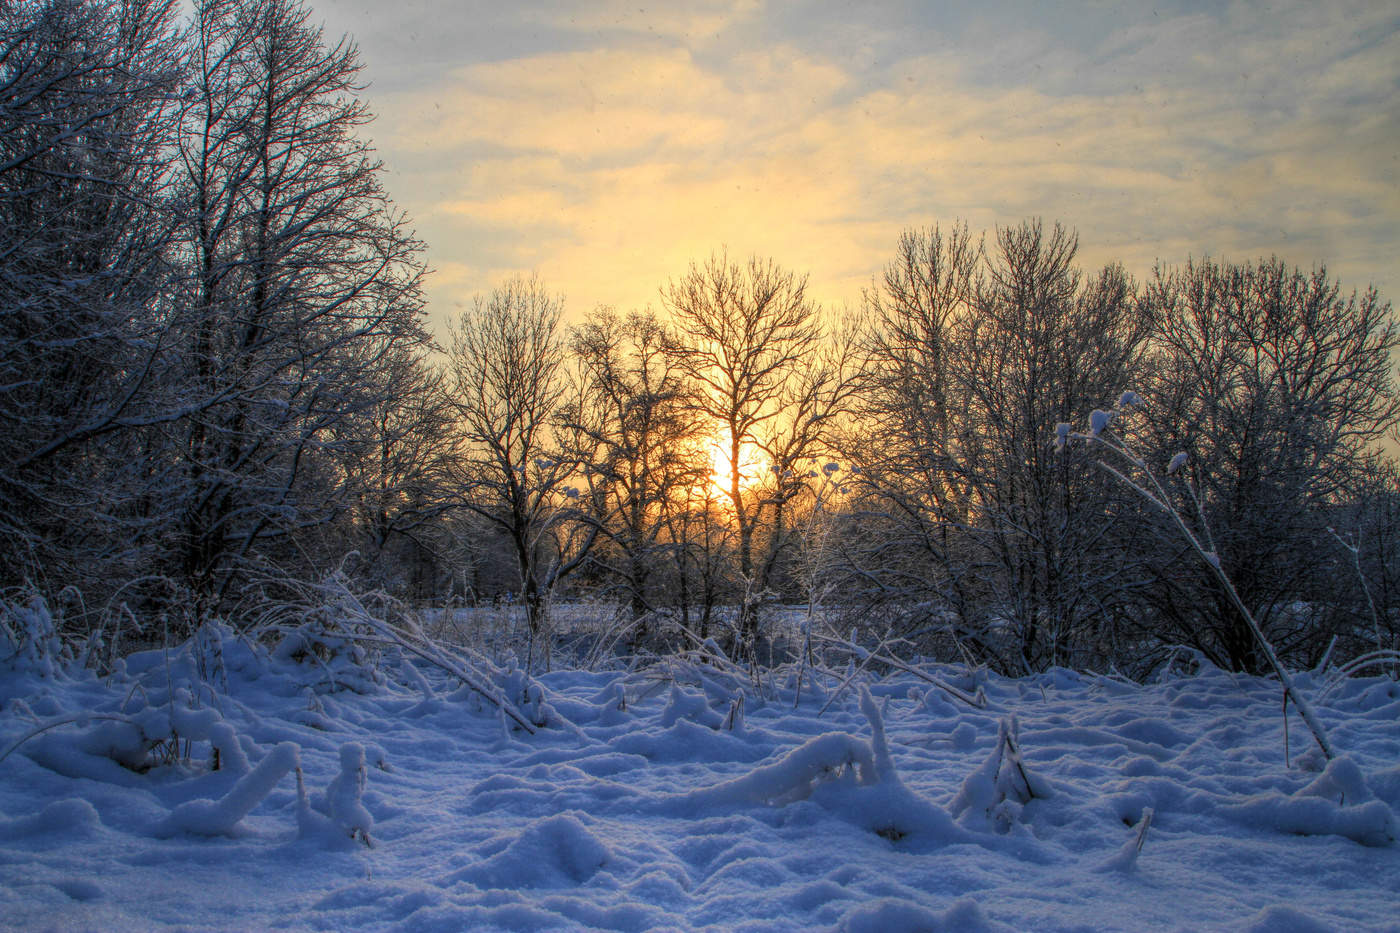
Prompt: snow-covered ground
<box><xmin>2</xmin><ymin>616</ymin><xmax>1398</xmax><ymax>932</ymax></box>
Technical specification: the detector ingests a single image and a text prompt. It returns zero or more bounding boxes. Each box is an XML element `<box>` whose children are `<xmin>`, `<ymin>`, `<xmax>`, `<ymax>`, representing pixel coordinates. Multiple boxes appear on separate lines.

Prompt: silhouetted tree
<box><xmin>565</xmin><ymin>307</ymin><xmax>707</xmax><ymax>645</ymax></box>
<box><xmin>446</xmin><ymin>275</ymin><xmax>592</xmax><ymax>660</ymax></box>
<box><xmin>0</xmin><ymin>0</ymin><xmax>183</xmax><ymax>599</ymax></box>
<box><xmin>663</xmin><ymin>252</ymin><xmax>854</xmax><ymax>653</ymax></box>
<box><xmin>859</xmin><ymin>221</ymin><xmax>1149</xmax><ymax>672</ymax></box>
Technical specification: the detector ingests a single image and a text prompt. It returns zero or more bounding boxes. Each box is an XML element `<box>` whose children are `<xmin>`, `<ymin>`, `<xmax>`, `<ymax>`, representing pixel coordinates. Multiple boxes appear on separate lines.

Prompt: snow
<box><xmin>155</xmin><ymin>741</ymin><xmax>301</xmax><ymax>838</ymax></box>
<box><xmin>1089</xmin><ymin>409</ymin><xmax>1114</xmax><ymax>436</ymax></box>
<box><xmin>2</xmin><ymin>625</ymin><xmax>1400</xmax><ymax>931</ymax></box>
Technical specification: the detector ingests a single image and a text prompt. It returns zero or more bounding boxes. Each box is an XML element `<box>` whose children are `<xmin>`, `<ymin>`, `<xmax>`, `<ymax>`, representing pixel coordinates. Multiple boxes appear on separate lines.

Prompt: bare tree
<box><xmin>0</xmin><ymin>0</ymin><xmax>183</xmax><ymax>600</ymax></box>
<box><xmin>858</xmin><ymin>221</ymin><xmax>1148</xmax><ymax>672</ymax></box>
<box><xmin>663</xmin><ymin>482</ymin><xmax>737</xmax><ymax>641</ymax></box>
<box><xmin>662</xmin><ymin>252</ymin><xmax>835</xmax><ymax>652</ymax></box>
<box><xmin>446</xmin><ymin>275</ymin><xmax>591</xmax><ymax>658</ymax></box>
<box><xmin>849</xmin><ymin>224</ymin><xmax>983</xmax><ymax>646</ymax></box>
<box><xmin>1136</xmin><ymin>257</ymin><xmax>1400</xmax><ymax>670</ymax></box>
<box><xmin>170</xmin><ymin>0</ymin><xmax>429</xmax><ymax>615</ymax></box>
<box><xmin>331</xmin><ymin>347</ymin><xmax>457</xmax><ymax>599</ymax></box>
<box><xmin>564</xmin><ymin>307</ymin><xmax>707</xmax><ymax>645</ymax></box>
<box><xmin>747</xmin><ymin>312</ymin><xmax>863</xmax><ymax>616</ymax></box>
<box><xmin>1349</xmin><ymin>464</ymin><xmax>1400</xmax><ymax>656</ymax></box>
<box><xmin>959</xmin><ymin>223</ymin><xmax>1148</xmax><ymax>670</ymax></box>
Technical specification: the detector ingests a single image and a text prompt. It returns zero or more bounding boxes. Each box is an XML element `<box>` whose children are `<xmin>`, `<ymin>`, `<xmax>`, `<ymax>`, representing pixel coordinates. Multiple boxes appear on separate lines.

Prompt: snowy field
<box><xmin>2</xmin><ymin>615</ymin><xmax>1399</xmax><ymax>932</ymax></box>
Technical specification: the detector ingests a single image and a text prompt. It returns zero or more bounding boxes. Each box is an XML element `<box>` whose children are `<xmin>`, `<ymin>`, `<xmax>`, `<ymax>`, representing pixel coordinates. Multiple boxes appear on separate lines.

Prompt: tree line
<box><xmin>2</xmin><ymin>0</ymin><xmax>430</xmax><ymax>625</ymax></box>
<box><xmin>3</xmin><ymin>0</ymin><xmax>1397</xmax><ymax>677</ymax></box>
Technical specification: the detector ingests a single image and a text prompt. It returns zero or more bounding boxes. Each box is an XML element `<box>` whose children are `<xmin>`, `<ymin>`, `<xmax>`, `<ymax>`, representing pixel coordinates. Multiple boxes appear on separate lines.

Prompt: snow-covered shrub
<box><xmin>676</xmin><ymin>688</ymin><xmax>901</xmax><ymax>809</ymax></box>
<box><xmin>1</xmin><ymin>595</ymin><xmax>69</xmax><ymax>678</ymax></box>
<box><xmin>1317</xmin><ymin>651</ymin><xmax>1400</xmax><ymax>704</ymax></box>
<box><xmin>501</xmin><ymin>659</ymin><xmax>558</xmax><ymax>728</ymax></box>
<box><xmin>683</xmin><ymin>729</ymin><xmax>877</xmax><ymax>807</ymax></box>
<box><xmin>272</xmin><ymin>619</ymin><xmax>384</xmax><ymax>695</ymax></box>
<box><xmin>267</xmin><ymin>573</ymin><xmax>539</xmax><ymax>733</ymax></box>
<box><xmin>673</xmin><ymin>687</ymin><xmax>980</xmax><ymax>850</ymax></box>
<box><xmin>8</xmin><ymin>676</ymin><xmax>254</xmax><ymax>782</ymax></box>
<box><xmin>1218</xmin><ymin>766</ymin><xmax>1397</xmax><ymax>848</ymax></box>
<box><xmin>949</xmin><ymin>716</ymin><xmax>1053</xmax><ymax>834</ymax></box>
<box><xmin>1298</xmin><ymin>755</ymin><xmax>1377</xmax><ymax>808</ymax></box>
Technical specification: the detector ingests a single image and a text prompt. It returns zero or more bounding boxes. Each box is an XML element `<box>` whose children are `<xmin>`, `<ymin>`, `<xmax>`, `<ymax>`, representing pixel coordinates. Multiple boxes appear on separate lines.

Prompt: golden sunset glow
<box><xmin>708</xmin><ymin>434</ymin><xmax>767</xmax><ymax>500</ymax></box>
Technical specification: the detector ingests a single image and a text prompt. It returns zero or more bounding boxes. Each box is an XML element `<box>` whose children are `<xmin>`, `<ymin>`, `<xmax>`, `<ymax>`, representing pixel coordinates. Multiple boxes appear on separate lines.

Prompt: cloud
<box><xmin>323</xmin><ymin>1</ymin><xmax>1400</xmax><ymax>333</ymax></box>
<box><xmin>528</xmin><ymin>0</ymin><xmax>762</xmax><ymax>45</ymax></box>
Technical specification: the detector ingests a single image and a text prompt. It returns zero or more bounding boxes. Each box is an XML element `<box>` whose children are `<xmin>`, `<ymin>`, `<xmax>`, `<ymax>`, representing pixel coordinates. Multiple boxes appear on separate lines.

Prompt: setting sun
<box><xmin>708</xmin><ymin>433</ymin><xmax>767</xmax><ymax>500</ymax></box>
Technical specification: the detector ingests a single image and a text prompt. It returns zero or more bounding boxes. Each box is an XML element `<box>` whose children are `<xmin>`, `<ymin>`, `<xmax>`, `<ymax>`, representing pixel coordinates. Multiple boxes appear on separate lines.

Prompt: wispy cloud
<box><xmin>318</xmin><ymin>0</ymin><xmax>1400</xmax><ymax>329</ymax></box>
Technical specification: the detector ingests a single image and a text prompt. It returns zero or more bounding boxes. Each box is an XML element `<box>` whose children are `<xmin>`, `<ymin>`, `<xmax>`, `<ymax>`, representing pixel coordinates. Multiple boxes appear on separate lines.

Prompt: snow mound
<box><xmin>1239</xmin><ymin>904</ymin><xmax>1343</xmax><ymax>933</ymax></box>
<box><xmin>671</xmin><ymin>687</ymin><xmax>978</xmax><ymax>851</ymax></box>
<box><xmin>1</xmin><ymin>797</ymin><xmax>101</xmax><ymax>838</ymax></box>
<box><xmin>449</xmin><ymin>812</ymin><xmax>613</xmax><ymax>889</ymax></box>
<box><xmin>680</xmin><ymin>730</ymin><xmax>877</xmax><ymax>808</ymax></box>
<box><xmin>838</xmin><ymin>896</ymin><xmax>1012</xmax><ymax>932</ymax></box>
<box><xmin>1215</xmin><ymin>753</ymin><xmax>1397</xmax><ymax>847</ymax></box>
<box><xmin>1219</xmin><ymin>793</ymin><xmax>1397</xmax><ymax>847</ymax></box>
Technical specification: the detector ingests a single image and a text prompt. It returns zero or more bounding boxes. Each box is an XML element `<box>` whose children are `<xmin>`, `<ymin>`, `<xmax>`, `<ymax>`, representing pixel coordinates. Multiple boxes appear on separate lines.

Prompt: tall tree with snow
<box><xmin>564</xmin><ymin>307</ymin><xmax>709</xmax><ymax>643</ymax></box>
<box><xmin>0</xmin><ymin>0</ymin><xmax>183</xmax><ymax>597</ymax></box>
<box><xmin>662</xmin><ymin>252</ymin><xmax>855</xmax><ymax>654</ymax></box>
<box><xmin>170</xmin><ymin>0</ymin><xmax>429</xmax><ymax>613</ymax></box>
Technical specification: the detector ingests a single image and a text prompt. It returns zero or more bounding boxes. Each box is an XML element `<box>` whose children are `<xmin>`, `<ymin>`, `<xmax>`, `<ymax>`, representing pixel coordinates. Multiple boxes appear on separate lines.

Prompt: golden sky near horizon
<box><xmin>311</xmin><ymin>0</ymin><xmax>1400</xmax><ymax>336</ymax></box>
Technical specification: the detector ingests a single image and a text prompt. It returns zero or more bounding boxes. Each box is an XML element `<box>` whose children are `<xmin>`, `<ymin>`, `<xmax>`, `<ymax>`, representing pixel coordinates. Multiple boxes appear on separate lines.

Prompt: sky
<box><xmin>310</xmin><ymin>0</ymin><xmax>1400</xmax><ymax>334</ymax></box>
